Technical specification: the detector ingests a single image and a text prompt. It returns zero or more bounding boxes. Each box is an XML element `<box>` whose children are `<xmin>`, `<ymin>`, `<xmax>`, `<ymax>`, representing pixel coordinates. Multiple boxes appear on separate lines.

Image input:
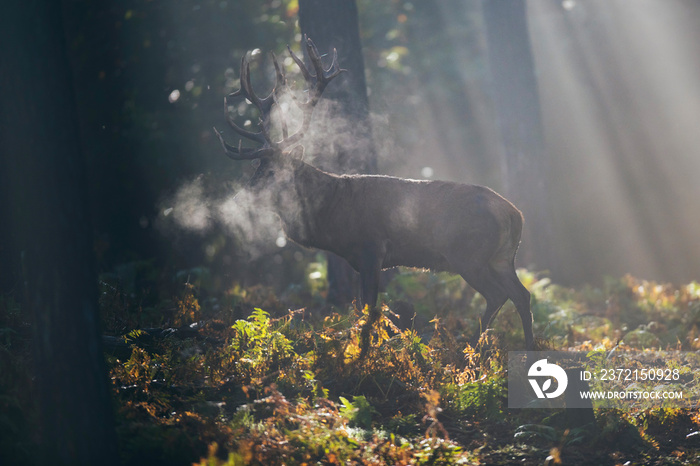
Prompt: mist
<box><xmin>160</xmin><ymin>173</ymin><xmax>283</xmax><ymax>262</ymax></box>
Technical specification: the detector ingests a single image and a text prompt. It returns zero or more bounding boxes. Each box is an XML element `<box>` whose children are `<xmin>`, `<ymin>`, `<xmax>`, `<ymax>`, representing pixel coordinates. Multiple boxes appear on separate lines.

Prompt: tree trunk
<box><xmin>299</xmin><ymin>0</ymin><xmax>377</xmax><ymax>305</ymax></box>
<box><xmin>0</xmin><ymin>1</ymin><xmax>118</xmax><ymax>464</ymax></box>
<box><xmin>482</xmin><ymin>0</ymin><xmax>553</xmax><ymax>271</ymax></box>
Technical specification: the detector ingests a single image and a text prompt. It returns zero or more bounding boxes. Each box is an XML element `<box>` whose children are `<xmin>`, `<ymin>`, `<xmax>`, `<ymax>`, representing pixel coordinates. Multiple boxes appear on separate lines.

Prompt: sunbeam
<box><xmin>528</xmin><ymin>0</ymin><xmax>700</xmax><ymax>283</ymax></box>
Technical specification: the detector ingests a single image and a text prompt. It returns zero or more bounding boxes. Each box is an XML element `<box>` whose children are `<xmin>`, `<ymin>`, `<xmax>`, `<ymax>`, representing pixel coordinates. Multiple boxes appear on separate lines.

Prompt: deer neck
<box><xmin>275</xmin><ymin>161</ymin><xmax>339</xmax><ymax>247</ymax></box>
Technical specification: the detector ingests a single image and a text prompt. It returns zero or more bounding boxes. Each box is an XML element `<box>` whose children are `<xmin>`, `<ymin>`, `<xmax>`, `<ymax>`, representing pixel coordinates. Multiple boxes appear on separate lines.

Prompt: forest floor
<box><xmin>3</xmin><ymin>267</ymin><xmax>700</xmax><ymax>465</ymax></box>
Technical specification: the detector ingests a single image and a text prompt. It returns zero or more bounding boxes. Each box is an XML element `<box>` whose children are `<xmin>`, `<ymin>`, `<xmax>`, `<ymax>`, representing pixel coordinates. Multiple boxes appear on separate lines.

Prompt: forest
<box><xmin>2</xmin><ymin>0</ymin><xmax>700</xmax><ymax>464</ymax></box>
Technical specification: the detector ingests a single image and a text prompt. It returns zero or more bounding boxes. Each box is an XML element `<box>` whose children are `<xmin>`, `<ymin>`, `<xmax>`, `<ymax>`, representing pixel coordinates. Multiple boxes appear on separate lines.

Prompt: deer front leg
<box><xmin>357</xmin><ymin>243</ymin><xmax>385</xmax><ymax>359</ymax></box>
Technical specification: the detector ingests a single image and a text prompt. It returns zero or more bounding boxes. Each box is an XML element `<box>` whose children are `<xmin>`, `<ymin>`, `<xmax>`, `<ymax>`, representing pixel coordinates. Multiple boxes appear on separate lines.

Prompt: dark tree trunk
<box><xmin>482</xmin><ymin>0</ymin><xmax>553</xmax><ymax>271</ymax></box>
<box><xmin>0</xmin><ymin>1</ymin><xmax>118</xmax><ymax>464</ymax></box>
<box><xmin>299</xmin><ymin>0</ymin><xmax>376</xmax><ymax>175</ymax></box>
<box><xmin>298</xmin><ymin>0</ymin><xmax>377</xmax><ymax>305</ymax></box>
<box><xmin>0</xmin><ymin>181</ymin><xmax>17</xmax><ymax>294</ymax></box>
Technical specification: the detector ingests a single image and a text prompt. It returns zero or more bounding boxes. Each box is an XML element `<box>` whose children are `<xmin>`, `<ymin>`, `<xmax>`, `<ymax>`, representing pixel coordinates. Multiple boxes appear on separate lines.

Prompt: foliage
<box><xmin>4</xmin><ymin>268</ymin><xmax>700</xmax><ymax>464</ymax></box>
<box><xmin>339</xmin><ymin>395</ymin><xmax>377</xmax><ymax>429</ymax></box>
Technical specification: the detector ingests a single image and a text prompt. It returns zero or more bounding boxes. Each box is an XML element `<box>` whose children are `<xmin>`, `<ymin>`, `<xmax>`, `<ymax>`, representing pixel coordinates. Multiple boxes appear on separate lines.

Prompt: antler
<box><xmin>214</xmin><ymin>37</ymin><xmax>345</xmax><ymax>159</ymax></box>
<box><xmin>213</xmin><ymin>51</ymin><xmax>285</xmax><ymax>160</ymax></box>
<box><xmin>279</xmin><ymin>36</ymin><xmax>345</xmax><ymax>149</ymax></box>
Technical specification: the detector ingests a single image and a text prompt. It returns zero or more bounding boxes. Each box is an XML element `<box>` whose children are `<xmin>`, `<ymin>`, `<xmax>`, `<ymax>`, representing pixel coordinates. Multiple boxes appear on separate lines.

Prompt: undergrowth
<box><xmin>2</xmin><ymin>268</ymin><xmax>700</xmax><ymax>465</ymax></box>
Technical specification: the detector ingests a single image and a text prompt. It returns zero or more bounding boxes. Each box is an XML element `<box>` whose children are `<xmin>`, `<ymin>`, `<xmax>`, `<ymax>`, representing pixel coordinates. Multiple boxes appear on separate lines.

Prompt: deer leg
<box><xmin>358</xmin><ymin>244</ymin><xmax>385</xmax><ymax>359</ymax></box>
<box><xmin>461</xmin><ymin>269</ymin><xmax>508</xmax><ymax>348</ymax></box>
<box><xmin>491</xmin><ymin>263</ymin><xmax>534</xmax><ymax>351</ymax></box>
<box><xmin>359</xmin><ymin>265</ymin><xmax>380</xmax><ymax>310</ymax></box>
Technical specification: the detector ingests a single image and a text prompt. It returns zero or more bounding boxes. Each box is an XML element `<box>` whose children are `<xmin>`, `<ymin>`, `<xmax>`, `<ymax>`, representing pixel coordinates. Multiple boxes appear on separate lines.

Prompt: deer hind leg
<box><xmin>490</xmin><ymin>262</ymin><xmax>533</xmax><ymax>351</ymax></box>
<box><xmin>460</xmin><ymin>268</ymin><xmax>509</xmax><ymax>348</ymax></box>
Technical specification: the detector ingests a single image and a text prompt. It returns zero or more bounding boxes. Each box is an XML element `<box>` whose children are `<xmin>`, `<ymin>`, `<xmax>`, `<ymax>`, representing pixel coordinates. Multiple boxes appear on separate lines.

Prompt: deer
<box><xmin>214</xmin><ymin>38</ymin><xmax>534</xmax><ymax>357</ymax></box>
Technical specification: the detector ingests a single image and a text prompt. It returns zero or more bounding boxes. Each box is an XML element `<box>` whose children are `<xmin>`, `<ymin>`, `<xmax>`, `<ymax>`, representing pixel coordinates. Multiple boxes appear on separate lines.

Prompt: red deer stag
<box><xmin>214</xmin><ymin>38</ymin><xmax>534</xmax><ymax>356</ymax></box>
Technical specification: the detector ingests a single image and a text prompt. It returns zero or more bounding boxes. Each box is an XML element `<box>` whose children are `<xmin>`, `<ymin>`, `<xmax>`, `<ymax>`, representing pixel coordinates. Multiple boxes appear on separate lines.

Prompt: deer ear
<box><xmin>288</xmin><ymin>145</ymin><xmax>305</xmax><ymax>160</ymax></box>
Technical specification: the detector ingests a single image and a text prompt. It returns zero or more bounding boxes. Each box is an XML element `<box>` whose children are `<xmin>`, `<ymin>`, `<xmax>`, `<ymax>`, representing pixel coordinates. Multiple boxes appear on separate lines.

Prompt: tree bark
<box><xmin>298</xmin><ymin>0</ymin><xmax>377</xmax><ymax>305</ymax></box>
<box><xmin>482</xmin><ymin>0</ymin><xmax>553</xmax><ymax>271</ymax></box>
<box><xmin>0</xmin><ymin>1</ymin><xmax>118</xmax><ymax>464</ymax></box>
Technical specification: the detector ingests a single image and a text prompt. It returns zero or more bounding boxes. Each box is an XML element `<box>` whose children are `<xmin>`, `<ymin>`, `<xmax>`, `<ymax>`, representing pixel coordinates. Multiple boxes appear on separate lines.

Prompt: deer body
<box><xmin>279</xmin><ymin>161</ymin><xmax>516</xmax><ymax>273</ymax></box>
<box><xmin>216</xmin><ymin>38</ymin><xmax>534</xmax><ymax>353</ymax></box>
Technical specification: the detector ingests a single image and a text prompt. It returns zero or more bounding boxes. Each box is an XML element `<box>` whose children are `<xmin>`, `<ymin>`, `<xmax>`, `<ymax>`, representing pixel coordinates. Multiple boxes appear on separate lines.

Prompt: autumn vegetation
<box><xmin>3</xmin><ymin>266</ymin><xmax>700</xmax><ymax>465</ymax></box>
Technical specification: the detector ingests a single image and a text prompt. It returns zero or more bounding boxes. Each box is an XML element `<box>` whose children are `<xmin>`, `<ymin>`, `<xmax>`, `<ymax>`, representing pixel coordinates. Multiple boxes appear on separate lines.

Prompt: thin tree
<box><xmin>0</xmin><ymin>1</ymin><xmax>118</xmax><ymax>464</ymax></box>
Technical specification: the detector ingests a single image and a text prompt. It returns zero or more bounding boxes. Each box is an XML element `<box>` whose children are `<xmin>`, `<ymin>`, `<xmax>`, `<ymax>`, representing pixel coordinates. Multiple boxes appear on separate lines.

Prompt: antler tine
<box><xmin>271</xmin><ymin>52</ymin><xmax>287</xmax><ymax>89</ymax></box>
<box><xmin>239</xmin><ymin>54</ymin><xmax>274</xmax><ymax>116</ymax></box>
<box><xmin>327</xmin><ymin>48</ymin><xmax>343</xmax><ymax>79</ymax></box>
<box><xmin>305</xmin><ymin>38</ymin><xmax>345</xmax><ymax>90</ymax></box>
<box><xmin>223</xmin><ymin>95</ymin><xmax>267</xmax><ymax>144</ymax></box>
<box><xmin>305</xmin><ymin>38</ymin><xmax>326</xmax><ymax>84</ymax></box>
<box><xmin>287</xmin><ymin>43</ymin><xmax>313</xmax><ymax>82</ymax></box>
<box><xmin>212</xmin><ymin>127</ymin><xmax>274</xmax><ymax>160</ymax></box>
<box><xmin>227</xmin><ymin>56</ymin><xmax>246</xmax><ymax>99</ymax></box>
<box><xmin>271</xmin><ymin>52</ymin><xmax>289</xmax><ymax>139</ymax></box>
<box><xmin>286</xmin><ymin>37</ymin><xmax>346</xmax><ymax>90</ymax></box>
